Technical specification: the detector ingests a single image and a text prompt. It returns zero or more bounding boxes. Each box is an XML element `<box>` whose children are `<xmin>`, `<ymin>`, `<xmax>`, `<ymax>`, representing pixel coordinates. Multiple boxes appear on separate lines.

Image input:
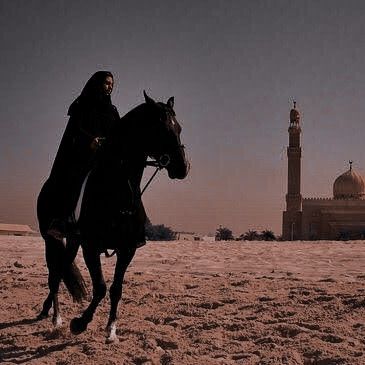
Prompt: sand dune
<box><xmin>1</xmin><ymin>236</ymin><xmax>365</xmax><ymax>364</ymax></box>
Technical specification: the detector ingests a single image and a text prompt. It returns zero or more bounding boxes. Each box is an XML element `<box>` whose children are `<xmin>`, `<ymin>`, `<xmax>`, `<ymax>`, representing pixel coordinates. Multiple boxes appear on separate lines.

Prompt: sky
<box><xmin>1</xmin><ymin>0</ymin><xmax>365</xmax><ymax>235</ymax></box>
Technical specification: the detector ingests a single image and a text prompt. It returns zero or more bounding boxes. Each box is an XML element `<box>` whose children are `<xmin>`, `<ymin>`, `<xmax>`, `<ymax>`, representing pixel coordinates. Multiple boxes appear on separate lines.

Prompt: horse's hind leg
<box><xmin>38</xmin><ymin>282</ymin><xmax>61</xmax><ymax>327</ymax></box>
<box><xmin>106</xmin><ymin>247</ymin><xmax>136</xmax><ymax>343</ymax></box>
<box><xmin>38</xmin><ymin>238</ymin><xmax>63</xmax><ymax>327</ymax></box>
<box><xmin>70</xmin><ymin>247</ymin><xmax>106</xmax><ymax>335</ymax></box>
<box><xmin>38</xmin><ymin>275</ymin><xmax>62</xmax><ymax>327</ymax></box>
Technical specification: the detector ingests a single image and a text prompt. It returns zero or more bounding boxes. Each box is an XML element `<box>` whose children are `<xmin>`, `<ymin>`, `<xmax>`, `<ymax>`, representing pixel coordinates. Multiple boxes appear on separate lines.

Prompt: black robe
<box><xmin>45</xmin><ymin>99</ymin><xmax>120</xmax><ymax>221</ymax></box>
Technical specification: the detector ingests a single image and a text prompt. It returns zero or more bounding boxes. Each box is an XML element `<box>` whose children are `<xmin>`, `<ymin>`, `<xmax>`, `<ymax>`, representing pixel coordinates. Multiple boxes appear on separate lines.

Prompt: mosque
<box><xmin>282</xmin><ymin>103</ymin><xmax>365</xmax><ymax>240</ymax></box>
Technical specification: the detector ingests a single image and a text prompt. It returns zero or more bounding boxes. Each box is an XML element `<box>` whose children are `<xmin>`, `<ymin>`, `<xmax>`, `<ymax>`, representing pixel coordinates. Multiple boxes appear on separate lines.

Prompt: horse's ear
<box><xmin>167</xmin><ymin>96</ymin><xmax>174</xmax><ymax>109</ymax></box>
<box><xmin>143</xmin><ymin>90</ymin><xmax>155</xmax><ymax>105</ymax></box>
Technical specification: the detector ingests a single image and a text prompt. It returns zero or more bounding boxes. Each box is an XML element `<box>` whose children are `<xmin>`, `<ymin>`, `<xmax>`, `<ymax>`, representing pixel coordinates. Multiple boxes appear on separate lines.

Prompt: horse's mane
<box><xmin>118</xmin><ymin>100</ymin><xmax>167</xmax><ymax>128</ymax></box>
<box><xmin>119</xmin><ymin>103</ymin><xmax>148</xmax><ymax>128</ymax></box>
<box><xmin>110</xmin><ymin>100</ymin><xmax>169</xmax><ymax>148</ymax></box>
<box><xmin>107</xmin><ymin>103</ymin><xmax>147</xmax><ymax>147</ymax></box>
<box><xmin>122</xmin><ymin>102</ymin><xmax>144</xmax><ymax>117</ymax></box>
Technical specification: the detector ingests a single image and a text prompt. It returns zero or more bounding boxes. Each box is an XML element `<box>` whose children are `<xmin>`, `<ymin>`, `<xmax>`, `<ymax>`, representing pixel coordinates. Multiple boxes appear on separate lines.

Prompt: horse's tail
<box><xmin>45</xmin><ymin>237</ymin><xmax>88</xmax><ymax>303</ymax></box>
<box><xmin>62</xmin><ymin>236</ymin><xmax>88</xmax><ymax>303</ymax></box>
<box><xmin>63</xmin><ymin>260</ymin><xmax>88</xmax><ymax>303</ymax></box>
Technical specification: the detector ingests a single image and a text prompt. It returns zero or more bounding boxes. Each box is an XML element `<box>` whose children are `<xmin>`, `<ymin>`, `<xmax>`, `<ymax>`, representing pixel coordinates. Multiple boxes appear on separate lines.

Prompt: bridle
<box><xmin>141</xmin><ymin>154</ymin><xmax>171</xmax><ymax>195</ymax></box>
<box><xmin>141</xmin><ymin>140</ymin><xmax>187</xmax><ymax>196</ymax></box>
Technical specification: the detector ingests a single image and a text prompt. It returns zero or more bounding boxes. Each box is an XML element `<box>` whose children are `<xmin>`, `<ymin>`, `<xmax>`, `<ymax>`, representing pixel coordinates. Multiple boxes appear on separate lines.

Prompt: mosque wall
<box><xmin>302</xmin><ymin>199</ymin><xmax>365</xmax><ymax>240</ymax></box>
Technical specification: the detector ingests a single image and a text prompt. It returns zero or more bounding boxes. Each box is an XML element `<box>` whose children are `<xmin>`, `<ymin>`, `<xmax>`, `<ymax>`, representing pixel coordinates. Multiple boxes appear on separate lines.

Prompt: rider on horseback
<box><xmin>46</xmin><ymin>71</ymin><xmax>120</xmax><ymax>240</ymax></box>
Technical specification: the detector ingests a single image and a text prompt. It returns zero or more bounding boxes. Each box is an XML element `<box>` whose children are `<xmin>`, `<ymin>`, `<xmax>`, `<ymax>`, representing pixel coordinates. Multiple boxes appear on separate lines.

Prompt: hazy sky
<box><xmin>1</xmin><ymin>1</ymin><xmax>365</xmax><ymax>235</ymax></box>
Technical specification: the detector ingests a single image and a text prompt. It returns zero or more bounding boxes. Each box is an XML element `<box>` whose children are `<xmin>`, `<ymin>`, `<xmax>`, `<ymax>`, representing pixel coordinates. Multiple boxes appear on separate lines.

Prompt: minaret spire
<box><xmin>290</xmin><ymin>100</ymin><xmax>300</xmax><ymax>127</ymax></box>
<box><xmin>282</xmin><ymin>102</ymin><xmax>303</xmax><ymax>240</ymax></box>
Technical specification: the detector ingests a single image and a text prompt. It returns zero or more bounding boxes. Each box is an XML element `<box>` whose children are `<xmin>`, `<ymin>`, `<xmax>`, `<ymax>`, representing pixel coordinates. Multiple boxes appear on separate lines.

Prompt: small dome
<box><xmin>290</xmin><ymin>101</ymin><xmax>300</xmax><ymax>125</ymax></box>
<box><xmin>333</xmin><ymin>168</ymin><xmax>365</xmax><ymax>199</ymax></box>
<box><xmin>290</xmin><ymin>108</ymin><xmax>300</xmax><ymax>124</ymax></box>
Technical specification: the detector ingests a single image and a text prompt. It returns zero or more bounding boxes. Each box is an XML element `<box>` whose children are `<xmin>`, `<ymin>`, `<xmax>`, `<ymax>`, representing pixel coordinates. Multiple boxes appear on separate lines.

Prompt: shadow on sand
<box><xmin>0</xmin><ymin>317</ymin><xmax>40</xmax><ymax>330</ymax></box>
<box><xmin>0</xmin><ymin>341</ymin><xmax>80</xmax><ymax>364</ymax></box>
<box><xmin>0</xmin><ymin>316</ymin><xmax>82</xmax><ymax>364</ymax></box>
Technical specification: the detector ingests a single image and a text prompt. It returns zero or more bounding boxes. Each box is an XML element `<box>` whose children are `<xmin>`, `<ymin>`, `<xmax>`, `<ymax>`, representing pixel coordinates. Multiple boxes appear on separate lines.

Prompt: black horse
<box><xmin>38</xmin><ymin>91</ymin><xmax>189</xmax><ymax>342</ymax></box>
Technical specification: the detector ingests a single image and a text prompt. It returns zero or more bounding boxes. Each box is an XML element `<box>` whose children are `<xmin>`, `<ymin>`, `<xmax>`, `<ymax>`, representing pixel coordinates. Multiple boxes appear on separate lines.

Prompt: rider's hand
<box><xmin>90</xmin><ymin>137</ymin><xmax>105</xmax><ymax>151</ymax></box>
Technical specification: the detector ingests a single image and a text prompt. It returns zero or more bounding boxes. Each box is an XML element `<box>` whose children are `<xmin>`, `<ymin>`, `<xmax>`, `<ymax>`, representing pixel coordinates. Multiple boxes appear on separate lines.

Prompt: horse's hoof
<box><xmin>105</xmin><ymin>335</ymin><xmax>119</xmax><ymax>344</ymax></box>
<box><xmin>70</xmin><ymin>317</ymin><xmax>87</xmax><ymax>335</ymax></box>
<box><xmin>52</xmin><ymin>315</ymin><xmax>63</xmax><ymax>328</ymax></box>
<box><xmin>105</xmin><ymin>321</ymin><xmax>118</xmax><ymax>343</ymax></box>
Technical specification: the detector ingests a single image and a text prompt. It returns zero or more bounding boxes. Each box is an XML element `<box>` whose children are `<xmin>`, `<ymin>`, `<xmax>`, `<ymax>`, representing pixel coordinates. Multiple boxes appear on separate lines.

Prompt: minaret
<box><xmin>282</xmin><ymin>102</ymin><xmax>302</xmax><ymax>240</ymax></box>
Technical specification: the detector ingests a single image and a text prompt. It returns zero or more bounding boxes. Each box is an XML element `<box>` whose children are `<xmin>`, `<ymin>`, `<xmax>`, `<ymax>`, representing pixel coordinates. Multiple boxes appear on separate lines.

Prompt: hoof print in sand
<box><xmin>258</xmin><ymin>296</ymin><xmax>274</xmax><ymax>302</ymax></box>
<box><xmin>197</xmin><ymin>301</ymin><xmax>223</xmax><ymax>310</ymax></box>
<box><xmin>185</xmin><ymin>284</ymin><xmax>199</xmax><ymax>289</ymax></box>
<box><xmin>321</xmin><ymin>334</ymin><xmax>344</xmax><ymax>343</ymax></box>
<box><xmin>275</xmin><ymin>324</ymin><xmax>303</xmax><ymax>338</ymax></box>
<box><xmin>231</xmin><ymin>280</ymin><xmax>249</xmax><ymax>287</ymax></box>
<box><xmin>156</xmin><ymin>338</ymin><xmax>178</xmax><ymax>350</ymax></box>
<box><xmin>13</xmin><ymin>261</ymin><xmax>24</xmax><ymax>268</ymax></box>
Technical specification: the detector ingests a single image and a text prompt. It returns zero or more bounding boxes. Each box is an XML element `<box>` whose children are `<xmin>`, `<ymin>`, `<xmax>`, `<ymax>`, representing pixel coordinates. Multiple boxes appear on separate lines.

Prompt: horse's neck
<box><xmin>122</xmin><ymin>154</ymin><xmax>146</xmax><ymax>188</ymax></box>
<box><xmin>109</xmin><ymin>103</ymin><xmax>150</xmax><ymax>188</ymax></box>
<box><xmin>113</xmin><ymin>105</ymin><xmax>148</xmax><ymax>158</ymax></box>
<box><xmin>119</xmin><ymin>103</ymin><xmax>147</xmax><ymax>133</ymax></box>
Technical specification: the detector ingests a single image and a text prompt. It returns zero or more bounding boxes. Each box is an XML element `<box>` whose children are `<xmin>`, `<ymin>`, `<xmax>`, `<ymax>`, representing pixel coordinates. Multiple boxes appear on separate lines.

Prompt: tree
<box><xmin>260</xmin><ymin>230</ymin><xmax>276</xmax><ymax>241</ymax></box>
<box><xmin>215</xmin><ymin>226</ymin><xmax>234</xmax><ymax>241</ymax></box>
<box><xmin>145</xmin><ymin>217</ymin><xmax>176</xmax><ymax>241</ymax></box>
<box><xmin>240</xmin><ymin>230</ymin><xmax>260</xmax><ymax>241</ymax></box>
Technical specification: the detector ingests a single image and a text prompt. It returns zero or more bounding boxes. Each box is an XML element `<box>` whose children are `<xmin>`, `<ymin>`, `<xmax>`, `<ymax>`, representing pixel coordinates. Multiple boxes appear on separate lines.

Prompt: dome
<box><xmin>333</xmin><ymin>168</ymin><xmax>365</xmax><ymax>199</ymax></box>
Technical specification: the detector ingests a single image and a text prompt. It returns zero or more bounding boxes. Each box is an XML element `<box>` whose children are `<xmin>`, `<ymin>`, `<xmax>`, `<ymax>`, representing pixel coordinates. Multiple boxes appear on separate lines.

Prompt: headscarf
<box><xmin>68</xmin><ymin>71</ymin><xmax>114</xmax><ymax>116</ymax></box>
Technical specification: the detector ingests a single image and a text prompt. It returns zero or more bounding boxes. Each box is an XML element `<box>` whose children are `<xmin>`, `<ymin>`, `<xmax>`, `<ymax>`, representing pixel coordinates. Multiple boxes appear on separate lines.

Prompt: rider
<box><xmin>46</xmin><ymin>71</ymin><xmax>120</xmax><ymax>240</ymax></box>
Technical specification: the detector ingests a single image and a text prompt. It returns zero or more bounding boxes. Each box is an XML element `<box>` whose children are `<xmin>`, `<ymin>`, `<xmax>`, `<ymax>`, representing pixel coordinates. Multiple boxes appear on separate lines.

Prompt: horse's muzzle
<box><xmin>167</xmin><ymin>158</ymin><xmax>190</xmax><ymax>179</ymax></box>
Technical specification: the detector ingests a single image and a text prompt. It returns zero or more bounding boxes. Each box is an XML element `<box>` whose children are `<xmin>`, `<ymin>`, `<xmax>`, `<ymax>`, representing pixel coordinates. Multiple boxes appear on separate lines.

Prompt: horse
<box><xmin>38</xmin><ymin>91</ymin><xmax>189</xmax><ymax>342</ymax></box>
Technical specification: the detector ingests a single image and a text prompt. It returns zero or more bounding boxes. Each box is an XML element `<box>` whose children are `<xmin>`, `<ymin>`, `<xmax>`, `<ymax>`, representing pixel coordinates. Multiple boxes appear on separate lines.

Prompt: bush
<box><xmin>215</xmin><ymin>226</ymin><xmax>234</xmax><ymax>241</ymax></box>
<box><xmin>145</xmin><ymin>218</ymin><xmax>176</xmax><ymax>241</ymax></box>
<box><xmin>260</xmin><ymin>230</ymin><xmax>276</xmax><ymax>241</ymax></box>
<box><xmin>238</xmin><ymin>230</ymin><xmax>260</xmax><ymax>241</ymax></box>
<box><xmin>238</xmin><ymin>229</ymin><xmax>277</xmax><ymax>241</ymax></box>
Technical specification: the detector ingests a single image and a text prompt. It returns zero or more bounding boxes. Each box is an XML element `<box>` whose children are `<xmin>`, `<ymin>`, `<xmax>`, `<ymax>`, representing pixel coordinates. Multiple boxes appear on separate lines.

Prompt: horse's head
<box><xmin>142</xmin><ymin>91</ymin><xmax>190</xmax><ymax>179</ymax></box>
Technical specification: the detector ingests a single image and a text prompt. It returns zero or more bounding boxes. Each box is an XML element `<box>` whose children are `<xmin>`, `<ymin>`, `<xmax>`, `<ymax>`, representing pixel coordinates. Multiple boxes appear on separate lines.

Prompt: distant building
<box><xmin>282</xmin><ymin>103</ymin><xmax>365</xmax><ymax>240</ymax></box>
<box><xmin>201</xmin><ymin>235</ymin><xmax>216</xmax><ymax>242</ymax></box>
<box><xmin>0</xmin><ymin>223</ymin><xmax>38</xmax><ymax>236</ymax></box>
<box><xmin>176</xmin><ymin>232</ymin><xmax>202</xmax><ymax>241</ymax></box>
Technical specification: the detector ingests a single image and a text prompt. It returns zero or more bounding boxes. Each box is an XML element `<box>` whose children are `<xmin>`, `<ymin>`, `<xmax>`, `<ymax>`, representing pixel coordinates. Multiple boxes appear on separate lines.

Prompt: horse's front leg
<box><xmin>37</xmin><ymin>292</ymin><xmax>52</xmax><ymax>320</ymax></box>
<box><xmin>70</xmin><ymin>246</ymin><xmax>106</xmax><ymax>335</ymax></box>
<box><xmin>106</xmin><ymin>247</ymin><xmax>136</xmax><ymax>343</ymax></box>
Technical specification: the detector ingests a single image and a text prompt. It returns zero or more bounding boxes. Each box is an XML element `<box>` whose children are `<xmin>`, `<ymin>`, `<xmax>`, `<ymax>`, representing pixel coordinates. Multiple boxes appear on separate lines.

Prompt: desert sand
<box><xmin>1</xmin><ymin>236</ymin><xmax>365</xmax><ymax>364</ymax></box>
